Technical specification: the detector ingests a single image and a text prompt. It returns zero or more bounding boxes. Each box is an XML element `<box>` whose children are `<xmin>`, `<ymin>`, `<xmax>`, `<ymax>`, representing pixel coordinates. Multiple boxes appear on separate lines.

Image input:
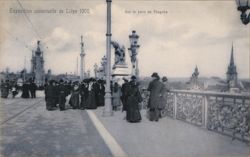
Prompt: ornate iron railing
<box><xmin>160</xmin><ymin>90</ymin><xmax>250</xmax><ymax>142</ymax></box>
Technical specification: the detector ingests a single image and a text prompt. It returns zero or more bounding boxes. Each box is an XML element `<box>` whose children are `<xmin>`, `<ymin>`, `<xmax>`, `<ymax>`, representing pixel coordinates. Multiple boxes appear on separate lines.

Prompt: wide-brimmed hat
<box><xmin>162</xmin><ymin>76</ymin><xmax>168</xmax><ymax>82</ymax></box>
<box><xmin>151</xmin><ymin>72</ymin><xmax>159</xmax><ymax>78</ymax></box>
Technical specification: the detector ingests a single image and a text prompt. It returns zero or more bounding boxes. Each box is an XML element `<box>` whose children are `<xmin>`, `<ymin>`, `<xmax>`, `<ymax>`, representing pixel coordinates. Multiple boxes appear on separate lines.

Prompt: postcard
<box><xmin>0</xmin><ymin>0</ymin><xmax>249</xmax><ymax>157</ymax></box>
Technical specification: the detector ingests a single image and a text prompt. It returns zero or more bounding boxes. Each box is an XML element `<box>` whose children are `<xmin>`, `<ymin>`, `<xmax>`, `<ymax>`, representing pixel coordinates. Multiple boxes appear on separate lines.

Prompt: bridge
<box><xmin>0</xmin><ymin>91</ymin><xmax>249</xmax><ymax>157</ymax></box>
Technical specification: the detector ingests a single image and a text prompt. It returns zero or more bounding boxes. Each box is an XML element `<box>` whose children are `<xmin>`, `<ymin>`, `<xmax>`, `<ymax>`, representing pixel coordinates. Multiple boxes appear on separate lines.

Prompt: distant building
<box><xmin>226</xmin><ymin>44</ymin><xmax>240</xmax><ymax>93</ymax></box>
<box><xmin>55</xmin><ymin>73</ymin><xmax>80</xmax><ymax>82</ymax></box>
<box><xmin>31</xmin><ymin>41</ymin><xmax>45</xmax><ymax>86</ymax></box>
<box><xmin>187</xmin><ymin>66</ymin><xmax>204</xmax><ymax>90</ymax></box>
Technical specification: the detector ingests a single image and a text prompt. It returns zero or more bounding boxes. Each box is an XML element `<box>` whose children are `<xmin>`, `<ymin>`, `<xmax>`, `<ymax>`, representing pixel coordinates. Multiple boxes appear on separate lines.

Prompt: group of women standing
<box><xmin>44</xmin><ymin>73</ymin><xmax>169</xmax><ymax>124</ymax></box>
<box><xmin>121</xmin><ymin>76</ymin><xmax>143</xmax><ymax>123</ymax></box>
<box><xmin>69</xmin><ymin>78</ymin><xmax>105</xmax><ymax>110</ymax></box>
<box><xmin>45</xmin><ymin>78</ymin><xmax>105</xmax><ymax>111</ymax></box>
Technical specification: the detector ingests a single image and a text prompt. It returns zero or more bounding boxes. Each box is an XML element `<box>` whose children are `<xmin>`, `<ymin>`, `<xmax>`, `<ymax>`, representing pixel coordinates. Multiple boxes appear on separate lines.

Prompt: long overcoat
<box><xmin>126</xmin><ymin>82</ymin><xmax>143</xmax><ymax>122</ymax></box>
<box><xmin>147</xmin><ymin>79</ymin><xmax>164</xmax><ymax>109</ymax></box>
<box><xmin>1</xmin><ymin>82</ymin><xmax>9</xmax><ymax>98</ymax></box>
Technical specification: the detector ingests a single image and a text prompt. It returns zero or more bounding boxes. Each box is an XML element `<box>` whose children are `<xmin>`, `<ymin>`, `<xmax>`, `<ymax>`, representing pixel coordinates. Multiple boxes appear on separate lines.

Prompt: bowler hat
<box><xmin>151</xmin><ymin>72</ymin><xmax>159</xmax><ymax>78</ymax></box>
<box><xmin>131</xmin><ymin>75</ymin><xmax>136</xmax><ymax>80</ymax></box>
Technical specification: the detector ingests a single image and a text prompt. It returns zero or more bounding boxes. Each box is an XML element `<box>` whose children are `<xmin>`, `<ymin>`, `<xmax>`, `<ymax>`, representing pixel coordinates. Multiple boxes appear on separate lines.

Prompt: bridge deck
<box><xmin>0</xmin><ymin>91</ymin><xmax>249</xmax><ymax>157</ymax></box>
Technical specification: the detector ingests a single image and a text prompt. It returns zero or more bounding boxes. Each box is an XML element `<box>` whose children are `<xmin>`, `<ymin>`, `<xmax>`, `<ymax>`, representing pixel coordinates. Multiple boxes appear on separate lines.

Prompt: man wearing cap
<box><xmin>147</xmin><ymin>72</ymin><xmax>164</xmax><ymax>121</ymax></box>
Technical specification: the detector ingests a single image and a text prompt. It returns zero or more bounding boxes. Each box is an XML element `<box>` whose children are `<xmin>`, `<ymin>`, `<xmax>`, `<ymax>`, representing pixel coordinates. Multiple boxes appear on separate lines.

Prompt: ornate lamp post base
<box><xmin>103</xmin><ymin>93</ymin><xmax>113</xmax><ymax>116</ymax></box>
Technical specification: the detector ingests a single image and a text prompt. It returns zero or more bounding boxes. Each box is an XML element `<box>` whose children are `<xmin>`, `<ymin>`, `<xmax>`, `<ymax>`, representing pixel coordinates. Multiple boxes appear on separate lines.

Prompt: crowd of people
<box><xmin>43</xmin><ymin>72</ymin><xmax>170</xmax><ymax>123</ymax></box>
<box><xmin>44</xmin><ymin>78</ymin><xmax>105</xmax><ymax>111</ymax></box>
<box><xmin>1</xmin><ymin>72</ymin><xmax>170</xmax><ymax>123</ymax></box>
<box><xmin>0</xmin><ymin>79</ymin><xmax>37</xmax><ymax>99</ymax></box>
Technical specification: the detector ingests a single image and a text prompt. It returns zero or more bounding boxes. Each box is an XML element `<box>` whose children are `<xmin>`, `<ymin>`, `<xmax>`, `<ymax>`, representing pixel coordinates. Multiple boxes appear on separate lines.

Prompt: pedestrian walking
<box><xmin>97</xmin><ymin>79</ymin><xmax>105</xmax><ymax>107</ymax></box>
<box><xmin>147</xmin><ymin>72</ymin><xmax>164</xmax><ymax>122</ymax></box>
<box><xmin>54</xmin><ymin>81</ymin><xmax>60</xmax><ymax>106</ymax></box>
<box><xmin>29</xmin><ymin>81</ymin><xmax>37</xmax><ymax>98</ymax></box>
<box><xmin>21</xmin><ymin>81</ymin><xmax>30</xmax><ymax>98</ymax></box>
<box><xmin>126</xmin><ymin>76</ymin><xmax>143</xmax><ymax>123</ymax></box>
<box><xmin>121</xmin><ymin>77</ymin><xmax>130</xmax><ymax>112</ymax></box>
<box><xmin>1</xmin><ymin>80</ymin><xmax>10</xmax><ymax>98</ymax></box>
<box><xmin>69</xmin><ymin>83</ymin><xmax>80</xmax><ymax>109</ymax></box>
<box><xmin>86</xmin><ymin>78</ymin><xmax>97</xmax><ymax>109</ymax></box>
<box><xmin>79</xmin><ymin>81</ymin><xmax>88</xmax><ymax>110</ymax></box>
<box><xmin>45</xmin><ymin>80</ymin><xmax>57</xmax><ymax>111</ymax></box>
<box><xmin>58</xmin><ymin>80</ymin><xmax>67</xmax><ymax>111</ymax></box>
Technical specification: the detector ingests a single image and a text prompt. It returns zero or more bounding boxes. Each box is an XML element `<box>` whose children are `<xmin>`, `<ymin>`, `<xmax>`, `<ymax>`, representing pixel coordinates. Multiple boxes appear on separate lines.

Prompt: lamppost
<box><xmin>128</xmin><ymin>30</ymin><xmax>140</xmax><ymax>78</ymax></box>
<box><xmin>236</xmin><ymin>0</ymin><xmax>250</xmax><ymax>25</ymax></box>
<box><xmin>103</xmin><ymin>0</ymin><xmax>113</xmax><ymax>116</ymax></box>
<box><xmin>80</xmin><ymin>35</ymin><xmax>85</xmax><ymax>81</ymax></box>
<box><xmin>235</xmin><ymin>0</ymin><xmax>250</xmax><ymax>79</ymax></box>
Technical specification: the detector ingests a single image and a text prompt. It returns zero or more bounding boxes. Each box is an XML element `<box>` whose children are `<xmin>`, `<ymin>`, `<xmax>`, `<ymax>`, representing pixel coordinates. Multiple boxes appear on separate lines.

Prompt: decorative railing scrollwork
<box><xmin>176</xmin><ymin>93</ymin><xmax>203</xmax><ymax>126</ymax></box>
<box><xmin>207</xmin><ymin>96</ymin><xmax>250</xmax><ymax>142</ymax></box>
<box><xmin>140</xmin><ymin>88</ymin><xmax>250</xmax><ymax>143</ymax></box>
<box><xmin>165</xmin><ymin>93</ymin><xmax>174</xmax><ymax>117</ymax></box>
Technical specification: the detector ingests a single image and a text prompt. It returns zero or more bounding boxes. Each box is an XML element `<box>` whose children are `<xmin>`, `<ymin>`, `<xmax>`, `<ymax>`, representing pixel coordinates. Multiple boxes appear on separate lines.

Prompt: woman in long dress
<box><xmin>21</xmin><ymin>82</ymin><xmax>30</xmax><ymax>98</ymax></box>
<box><xmin>126</xmin><ymin>76</ymin><xmax>143</xmax><ymax>123</ymax></box>
<box><xmin>79</xmin><ymin>81</ymin><xmax>88</xmax><ymax>110</ymax></box>
<box><xmin>86</xmin><ymin>78</ymin><xmax>97</xmax><ymax>109</ymax></box>
<box><xmin>69</xmin><ymin>84</ymin><xmax>80</xmax><ymax>109</ymax></box>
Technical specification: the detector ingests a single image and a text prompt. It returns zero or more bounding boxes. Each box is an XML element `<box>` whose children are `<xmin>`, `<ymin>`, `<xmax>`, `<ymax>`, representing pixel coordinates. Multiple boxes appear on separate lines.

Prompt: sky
<box><xmin>0</xmin><ymin>0</ymin><xmax>249</xmax><ymax>79</ymax></box>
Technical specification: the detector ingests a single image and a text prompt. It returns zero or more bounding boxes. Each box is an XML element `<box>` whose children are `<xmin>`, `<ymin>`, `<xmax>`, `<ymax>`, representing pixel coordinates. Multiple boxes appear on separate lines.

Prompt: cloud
<box><xmin>44</xmin><ymin>27</ymin><xmax>76</xmax><ymax>53</ymax></box>
<box><xmin>0</xmin><ymin>0</ymin><xmax>249</xmax><ymax>78</ymax></box>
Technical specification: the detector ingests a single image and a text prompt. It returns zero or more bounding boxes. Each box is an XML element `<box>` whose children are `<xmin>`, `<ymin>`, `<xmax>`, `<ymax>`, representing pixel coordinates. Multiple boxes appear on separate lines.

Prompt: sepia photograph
<box><xmin>0</xmin><ymin>0</ymin><xmax>249</xmax><ymax>157</ymax></box>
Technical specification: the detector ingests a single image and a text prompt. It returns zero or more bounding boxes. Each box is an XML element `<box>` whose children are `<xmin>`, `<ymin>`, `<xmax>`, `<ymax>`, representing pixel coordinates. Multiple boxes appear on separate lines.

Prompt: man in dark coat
<box><xmin>21</xmin><ymin>81</ymin><xmax>30</xmax><ymax>98</ymax></box>
<box><xmin>147</xmin><ymin>72</ymin><xmax>164</xmax><ymax>121</ymax></box>
<box><xmin>1</xmin><ymin>80</ymin><xmax>10</xmax><ymax>98</ymax></box>
<box><xmin>121</xmin><ymin>77</ymin><xmax>130</xmax><ymax>112</ymax></box>
<box><xmin>44</xmin><ymin>80</ymin><xmax>48</xmax><ymax>101</ymax></box>
<box><xmin>45</xmin><ymin>80</ymin><xmax>57</xmax><ymax>110</ymax></box>
<box><xmin>96</xmin><ymin>79</ymin><xmax>105</xmax><ymax>107</ymax></box>
<box><xmin>29</xmin><ymin>81</ymin><xmax>37</xmax><ymax>98</ymax></box>
<box><xmin>54</xmin><ymin>81</ymin><xmax>60</xmax><ymax>106</ymax></box>
<box><xmin>58</xmin><ymin>80</ymin><xmax>66</xmax><ymax>111</ymax></box>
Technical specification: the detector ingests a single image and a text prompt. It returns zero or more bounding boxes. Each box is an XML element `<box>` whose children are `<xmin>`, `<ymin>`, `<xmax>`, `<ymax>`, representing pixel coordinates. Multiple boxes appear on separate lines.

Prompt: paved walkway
<box><xmin>0</xmin><ymin>92</ymin><xmax>112</xmax><ymax>157</ymax></box>
<box><xmin>93</xmin><ymin>108</ymin><xmax>250</xmax><ymax>157</ymax></box>
<box><xmin>0</xmin><ymin>91</ymin><xmax>249</xmax><ymax>157</ymax></box>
